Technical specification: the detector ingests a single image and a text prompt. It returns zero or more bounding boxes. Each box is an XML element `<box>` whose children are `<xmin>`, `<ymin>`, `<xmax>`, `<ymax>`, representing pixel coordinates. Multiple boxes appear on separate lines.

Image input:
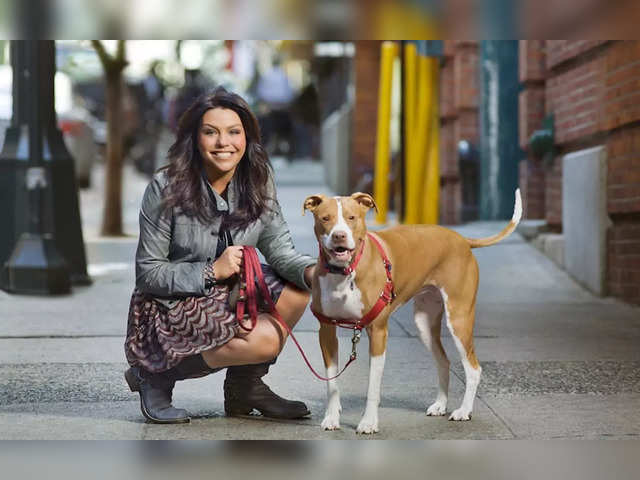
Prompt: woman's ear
<box><xmin>302</xmin><ymin>194</ymin><xmax>325</xmax><ymax>215</ymax></box>
<box><xmin>350</xmin><ymin>192</ymin><xmax>378</xmax><ymax>213</ymax></box>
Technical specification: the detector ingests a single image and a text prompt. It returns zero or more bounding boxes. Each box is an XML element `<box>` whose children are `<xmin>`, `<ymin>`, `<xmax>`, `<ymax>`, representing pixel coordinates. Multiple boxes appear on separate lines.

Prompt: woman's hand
<box><xmin>304</xmin><ymin>264</ymin><xmax>316</xmax><ymax>289</ymax></box>
<box><xmin>213</xmin><ymin>246</ymin><xmax>244</xmax><ymax>281</ymax></box>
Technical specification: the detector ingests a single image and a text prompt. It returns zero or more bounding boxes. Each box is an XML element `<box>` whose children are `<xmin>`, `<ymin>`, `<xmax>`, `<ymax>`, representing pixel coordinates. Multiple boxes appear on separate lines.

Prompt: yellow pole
<box><xmin>403</xmin><ymin>42</ymin><xmax>417</xmax><ymax>142</ymax></box>
<box><xmin>374</xmin><ymin>41</ymin><xmax>398</xmax><ymax>225</ymax></box>
<box><xmin>402</xmin><ymin>42</ymin><xmax>417</xmax><ymax>223</ymax></box>
<box><xmin>422</xmin><ymin>59</ymin><xmax>440</xmax><ymax>224</ymax></box>
<box><xmin>406</xmin><ymin>53</ymin><xmax>433</xmax><ymax>224</ymax></box>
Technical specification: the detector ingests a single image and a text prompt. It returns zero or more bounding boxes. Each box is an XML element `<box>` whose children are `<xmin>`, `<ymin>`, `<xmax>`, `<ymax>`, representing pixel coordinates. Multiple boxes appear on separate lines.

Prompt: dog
<box><xmin>303</xmin><ymin>190</ymin><xmax>521</xmax><ymax>434</ymax></box>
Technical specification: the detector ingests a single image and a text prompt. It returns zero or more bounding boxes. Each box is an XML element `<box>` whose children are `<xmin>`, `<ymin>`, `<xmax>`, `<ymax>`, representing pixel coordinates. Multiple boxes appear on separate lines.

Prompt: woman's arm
<box><xmin>256</xmin><ymin>177</ymin><xmax>316</xmax><ymax>291</ymax></box>
<box><xmin>135</xmin><ymin>177</ymin><xmax>212</xmax><ymax>297</ymax></box>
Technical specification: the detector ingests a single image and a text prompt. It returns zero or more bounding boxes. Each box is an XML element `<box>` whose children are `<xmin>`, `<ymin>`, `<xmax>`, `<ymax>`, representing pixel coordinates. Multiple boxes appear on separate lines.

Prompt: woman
<box><xmin>124</xmin><ymin>87</ymin><xmax>316</xmax><ymax>424</ymax></box>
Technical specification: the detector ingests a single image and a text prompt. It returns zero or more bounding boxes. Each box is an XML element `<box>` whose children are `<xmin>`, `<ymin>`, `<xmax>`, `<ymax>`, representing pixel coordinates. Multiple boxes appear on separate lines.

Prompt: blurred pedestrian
<box><xmin>255</xmin><ymin>57</ymin><xmax>295</xmax><ymax>157</ymax></box>
<box><xmin>167</xmin><ymin>69</ymin><xmax>209</xmax><ymax>132</ymax></box>
<box><xmin>124</xmin><ymin>87</ymin><xmax>316</xmax><ymax>424</ymax></box>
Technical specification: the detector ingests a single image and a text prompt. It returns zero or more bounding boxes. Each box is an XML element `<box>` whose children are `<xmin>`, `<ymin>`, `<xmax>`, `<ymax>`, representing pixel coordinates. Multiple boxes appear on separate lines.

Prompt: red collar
<box><xmin>312</xmin><ymin>232</ymin><xmax>395</xmax><ymax>330</ymax></box>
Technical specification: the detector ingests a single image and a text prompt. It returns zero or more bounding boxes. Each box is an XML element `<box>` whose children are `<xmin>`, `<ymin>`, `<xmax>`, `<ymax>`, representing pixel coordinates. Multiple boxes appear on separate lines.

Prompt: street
<box><xmin>1</xmin><ymin>158</ymin><xmax>639</xmax><ymax>439</ymax></box>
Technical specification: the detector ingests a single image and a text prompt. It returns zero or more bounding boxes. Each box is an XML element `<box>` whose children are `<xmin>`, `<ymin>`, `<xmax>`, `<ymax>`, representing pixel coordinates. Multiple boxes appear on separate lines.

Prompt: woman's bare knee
<box><xmin>253</xmin><ymin>339</ymin><xmax>280</xmax><ymax>363</ymax></box>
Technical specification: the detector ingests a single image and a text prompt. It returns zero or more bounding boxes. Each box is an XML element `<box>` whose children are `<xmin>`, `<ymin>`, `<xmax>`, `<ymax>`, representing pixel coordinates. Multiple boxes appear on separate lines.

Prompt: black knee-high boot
<box><xmin>125</xmin><ymin>355</ymin><xmax>220</xmax><ymax>424</ymax></box>
<box><xmin>224</xmin><ymin>358</ymin><xmax>310</xmax><ymax>419</ymax></box>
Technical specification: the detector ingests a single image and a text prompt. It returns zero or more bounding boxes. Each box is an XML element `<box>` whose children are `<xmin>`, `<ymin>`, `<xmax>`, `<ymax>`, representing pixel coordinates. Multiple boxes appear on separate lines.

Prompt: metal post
<box><xmin>1</xmin><ymin>39</ymin><xmax>90</xmax><ymax>294</ymax></box>
<box><xmin>2</xmin><ymin>41</ymin><xmax>70</xmax><ymax>294</ymax></box>
<box><xmin>479</xmin><ymin>40</ymin><xmax>520</xmax><ymax>220</ymax></box>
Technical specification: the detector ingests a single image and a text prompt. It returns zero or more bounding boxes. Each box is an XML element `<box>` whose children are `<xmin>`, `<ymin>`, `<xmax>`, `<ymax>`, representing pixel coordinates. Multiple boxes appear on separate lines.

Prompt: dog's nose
<box><xmin>331</xmin><ymin>231</ymin><xmax>347</xmax><ymax>243</ymax></box>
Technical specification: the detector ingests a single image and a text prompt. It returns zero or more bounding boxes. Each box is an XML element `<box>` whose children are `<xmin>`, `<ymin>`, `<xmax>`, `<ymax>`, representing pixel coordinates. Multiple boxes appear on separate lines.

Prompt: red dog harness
<box><xmin>311</xmin><ymin>232</ymin><xmax>396</xmax><ymax>330</ymax></box>
<box><xmin>234</xmin><ymin>233</ymin><xmax>395</xmax><ymax>381</ymax></box>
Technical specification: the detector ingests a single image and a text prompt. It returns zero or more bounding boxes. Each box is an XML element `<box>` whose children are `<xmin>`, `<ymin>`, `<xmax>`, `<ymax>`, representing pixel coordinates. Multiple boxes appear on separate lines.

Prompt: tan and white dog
<box><xmin>303</xmin><ymin>190</ymin><xmax>521</xmax><ymax>434</ymax></box>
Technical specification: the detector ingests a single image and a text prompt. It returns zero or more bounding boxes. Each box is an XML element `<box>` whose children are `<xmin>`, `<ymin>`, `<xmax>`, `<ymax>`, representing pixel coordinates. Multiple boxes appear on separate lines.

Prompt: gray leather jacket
<box><xmin>135</xmin><ymin>170</ymin><xmax>315</xmax><ymax>308</ymax></box>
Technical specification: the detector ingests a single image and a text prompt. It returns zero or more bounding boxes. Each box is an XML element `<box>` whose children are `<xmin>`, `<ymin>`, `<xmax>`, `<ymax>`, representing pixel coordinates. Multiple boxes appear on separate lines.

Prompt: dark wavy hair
<box><xmin>160</xmin><ymin>86</ymin><xmax>273</xmax><ymax>231</ymax></box>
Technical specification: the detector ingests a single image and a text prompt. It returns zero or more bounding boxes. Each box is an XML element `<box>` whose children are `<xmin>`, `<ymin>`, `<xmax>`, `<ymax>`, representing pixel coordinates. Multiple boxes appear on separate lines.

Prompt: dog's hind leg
<box><xmin>414</xmin><ymin>287</ymin><xmax>450</xmax><ymax>416</ymax></box>
<box><xmin>319</xmin><ymin>323</ymin><xmax>342</xmax><ymax>430</ymax></box>
<box><xmin>443</xmin><ymin>294</ymin><xmax>481</xmax><ymax>421</ymax></box>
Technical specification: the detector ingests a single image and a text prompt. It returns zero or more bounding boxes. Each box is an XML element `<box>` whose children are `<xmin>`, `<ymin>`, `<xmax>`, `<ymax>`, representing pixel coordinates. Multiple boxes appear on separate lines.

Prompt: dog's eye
<box><xmin>348</xmin><ymin>215</ymin><xmax>355</xmax><ymax>220</ymax></box>
<box><xmin>322</xmin><ymin>216</ymin><xmax>330</xmax><ymax>222</ymax></box>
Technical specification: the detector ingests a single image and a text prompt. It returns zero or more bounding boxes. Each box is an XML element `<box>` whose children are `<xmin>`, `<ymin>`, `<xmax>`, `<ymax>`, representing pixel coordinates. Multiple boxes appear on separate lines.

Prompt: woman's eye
<box><xmin>230</xmin><ymin>129</ymin><xmax>241</xmax><ymax>135</ymax></box>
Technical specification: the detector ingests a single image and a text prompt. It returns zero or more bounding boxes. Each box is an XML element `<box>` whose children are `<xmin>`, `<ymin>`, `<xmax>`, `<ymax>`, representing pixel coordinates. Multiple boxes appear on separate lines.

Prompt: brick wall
<box><xmin>350</xmin><ymin>40</ymin><xmax>382</xmax><ymax>192</ymax></box>
<box><xmin>608</xmin><ymin>220</ymin><xmax>640</xmax><ymax>303</ymax></box>
<box><xmin>606</xmin><ymin>124</ymin><xmax>640</xmax><ymax>305</ymax></box>
<box><xmin>439</xmin><ymin>40</ymin><xmax>480</xmax><ymax>225</ymax></box>
<box><xmin>518</xmin><ymin>159</ymin><xmax>546</xmax><ymax>219</ymax></box>
<box><xmin>546</xmin><ymin>40</ymin><xmax>608</xmax><ymax>70</ymax></box>
<box><xmin>518</xmin><ymin>40</ymin><xmax>547</xmax><ymax>219</ymax></box>
<box><xmin>546</xmin><ymin>55</ymin><xmax>604</xmax><ymax>145</ymax></box>
<box><xmin>438</xmin><ymin>40</ymin><xmax>640</xmax><ymax>305</ymax></box>
<box><xmin>607</xmin><ymin>125</ymin><xmax>640</xmax><ymax>216</ymax></box>
<box><xmin>543</xmin><ymin>41</ymin><xmax>609</xmax><ymax>230</ymax></box>
<box><xmin>602</xmin><ymin>41</ymin><xmax>640</xmax><ymax>131</ymax></box>
<box><xmin>543</xmin><ymin>40</ymin><xmax>640</xmax><ymax>305</ymax></box>
<box><xmin>545</xmin><ymin>156</ymin><xmax>563</xmax><ymax>227</ymax></box>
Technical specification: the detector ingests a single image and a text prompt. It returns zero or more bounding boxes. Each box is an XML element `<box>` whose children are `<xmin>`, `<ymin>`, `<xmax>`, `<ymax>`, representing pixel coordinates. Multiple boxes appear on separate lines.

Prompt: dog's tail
<box><xmin>466</xmin><ymin>189</ymin><xmax>522</xmax><ymax>249</ymax></box>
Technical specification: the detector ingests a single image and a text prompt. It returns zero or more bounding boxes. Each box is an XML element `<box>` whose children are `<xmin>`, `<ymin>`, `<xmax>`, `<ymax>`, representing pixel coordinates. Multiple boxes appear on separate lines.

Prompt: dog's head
<box><xmin>303</xmin><ymin>193</ymin><xmax>378</xmax><ymax>267</ymax></box>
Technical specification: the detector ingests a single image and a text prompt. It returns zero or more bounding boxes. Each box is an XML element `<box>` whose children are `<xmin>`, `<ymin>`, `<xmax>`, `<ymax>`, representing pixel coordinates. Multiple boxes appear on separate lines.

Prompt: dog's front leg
<box><xmin>356</xmin><ymin>322</ymin><xmax>388</xmax><ymax>434</ymax></box>
<box><xmin>319</xmin><ymin>323</ymin><xmax>341</xmax><ymax>430</ymax></box>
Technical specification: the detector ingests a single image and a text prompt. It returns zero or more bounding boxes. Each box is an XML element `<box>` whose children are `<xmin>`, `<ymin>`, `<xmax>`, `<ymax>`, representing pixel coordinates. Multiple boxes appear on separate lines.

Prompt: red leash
<box><xmin>235</xmin><ymin>247</ymin><xmax>359</xmax><ymax>381</ymax></box>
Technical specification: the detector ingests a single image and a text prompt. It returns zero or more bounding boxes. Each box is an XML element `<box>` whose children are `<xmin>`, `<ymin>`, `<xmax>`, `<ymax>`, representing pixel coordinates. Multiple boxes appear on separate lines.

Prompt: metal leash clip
<box><xmin>350</xmin><ymin>327</ymin><xmax>362</xmax><ymax>359</ymax></box>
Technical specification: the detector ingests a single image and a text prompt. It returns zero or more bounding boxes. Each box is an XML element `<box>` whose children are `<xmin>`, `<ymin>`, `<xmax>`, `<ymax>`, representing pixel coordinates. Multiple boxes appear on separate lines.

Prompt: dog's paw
<box><xmin>426</xmin><ymin>401</ymin><xmax>447</xmax><ymax>416</ymax></box>
<box><xmin>321</xmin><ymin>413</ymin><xmax>341</xmax><ymax>431</ymax></box>
<box><xmin>356</xmin><ymin>415</ymin><xmax>379</xmax><ymax>434</ymax></box>
<box><xmin>448</xmin><ymin>408</ymin><xmax>472</xmax><ymax>421</ymax></box>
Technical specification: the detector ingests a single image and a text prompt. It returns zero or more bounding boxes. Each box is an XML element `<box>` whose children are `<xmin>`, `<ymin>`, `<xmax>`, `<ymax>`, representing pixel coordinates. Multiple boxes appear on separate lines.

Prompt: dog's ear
<box><xmin>351</xmin><ymin>192</ymin><xmax>378</xmax><ymax>213</ymax></box>
<box><xmin>302</xmin><ymin>194</ymin><xmax>325</xmax><ymax>215</ymax></box>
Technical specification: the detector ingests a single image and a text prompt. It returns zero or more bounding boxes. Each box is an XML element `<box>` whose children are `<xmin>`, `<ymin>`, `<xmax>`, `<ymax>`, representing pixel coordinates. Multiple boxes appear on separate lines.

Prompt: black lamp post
<box><xmin>0</xmin><ymin>40</ymin><xmax>90</xmax><ymax>294</ymax></box>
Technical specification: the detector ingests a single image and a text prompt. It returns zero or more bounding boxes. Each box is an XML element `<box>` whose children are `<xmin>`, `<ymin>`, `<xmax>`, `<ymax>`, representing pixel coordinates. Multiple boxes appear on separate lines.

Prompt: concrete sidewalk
<box><xmin>1</xmin><ymin>159</ymin><xmax>639</xmax><ymax>439</ymax></box>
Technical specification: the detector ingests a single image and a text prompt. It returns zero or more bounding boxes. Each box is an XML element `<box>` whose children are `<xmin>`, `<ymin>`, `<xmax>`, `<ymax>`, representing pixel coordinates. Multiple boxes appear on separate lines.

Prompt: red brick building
<box><xmin>350</xmin><ymin>40</ymin><xmax>640</xmax><ymax>306</ymax></box>
<box><xmin>520</xmin><ymin>40</ymin><xmax>640</xmax><ymax>305</ymax></box>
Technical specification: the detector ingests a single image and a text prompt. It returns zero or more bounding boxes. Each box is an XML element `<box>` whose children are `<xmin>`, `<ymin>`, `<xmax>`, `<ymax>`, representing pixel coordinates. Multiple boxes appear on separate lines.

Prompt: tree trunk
<box><xmin>101</xmin><ymin>70</ymin><xmax>124</xmax><ymax>236</ymax></box>
<box><xmin>92</xmin><ymin>40</ymin><xmax>127</xmax><ymax>237</ymax></box>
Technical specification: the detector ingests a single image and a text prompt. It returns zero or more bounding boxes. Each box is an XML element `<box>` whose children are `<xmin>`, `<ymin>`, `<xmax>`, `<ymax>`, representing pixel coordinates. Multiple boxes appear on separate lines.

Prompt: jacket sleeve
<box><xmin>257</xmin><ymin>177</ymin><xmax>316</xmax><ymax>291</ymax></box>
<box><xmin>135</xmin><ymin>177</ymin><xmax>211</xmax><ymax>297</ymax></box>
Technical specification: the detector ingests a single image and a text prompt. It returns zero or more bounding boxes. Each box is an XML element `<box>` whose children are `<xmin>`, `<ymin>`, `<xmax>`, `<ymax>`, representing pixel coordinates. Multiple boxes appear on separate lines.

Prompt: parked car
<box><xmin>55</xmin><ymin>72</ymin><xmax>99</xmax><ymax>188</ymax></box>
<box><xmin>0</xmin><ymin>65</ymin><xmax>98</xmax><ymax>188</ymax></box>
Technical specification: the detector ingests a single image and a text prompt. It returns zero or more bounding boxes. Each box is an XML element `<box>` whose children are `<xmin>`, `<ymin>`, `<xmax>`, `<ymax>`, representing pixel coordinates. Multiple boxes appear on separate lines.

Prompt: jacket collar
<box><xmin>200</xmin><ymin>170</ymin><xmax>237</xmax><ymax>214</ymax></box>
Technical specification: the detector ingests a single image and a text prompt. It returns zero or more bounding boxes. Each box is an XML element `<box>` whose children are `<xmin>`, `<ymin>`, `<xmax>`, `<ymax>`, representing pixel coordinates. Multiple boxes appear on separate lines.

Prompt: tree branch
<box><xmin>116</xmin><ymin>40</ymin><xmax>125</xmax><ymax>63</ymax></box>
<box><xmin>91</xmin><ymin>40</ymin><xmax>128</xmax><ymax>74</ymax></box>
<box><xmin>91</xmin><ymin>40</ymin><xmax>110</xmax><ymax>66</ymax></box>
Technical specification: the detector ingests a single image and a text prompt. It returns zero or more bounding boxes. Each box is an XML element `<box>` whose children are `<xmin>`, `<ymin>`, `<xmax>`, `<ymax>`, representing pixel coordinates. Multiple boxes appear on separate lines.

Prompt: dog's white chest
<box><xmin>318</xmin><ymin>273</ymin><xmax>364</xmax><ymax>319</ymax></box>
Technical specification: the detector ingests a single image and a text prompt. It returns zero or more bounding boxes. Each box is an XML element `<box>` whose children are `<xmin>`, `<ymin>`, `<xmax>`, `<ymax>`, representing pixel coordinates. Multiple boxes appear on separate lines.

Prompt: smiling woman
<box><xmin>160</xmin><ymin>87</ymin><xmax>273</xmax><ymax>232</ymax></box>
<box><xmin>123</xmin><ymin>87</ymin><xmax>316</xmax><ymax>424</ymax></box>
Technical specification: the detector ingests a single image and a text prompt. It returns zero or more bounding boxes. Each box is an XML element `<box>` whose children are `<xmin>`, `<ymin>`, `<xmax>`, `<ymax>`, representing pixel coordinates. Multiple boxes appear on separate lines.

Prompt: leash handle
<box><xmin>236</xmin><ymin>247</ymin><xmax>358</xmax><ymax>381</ymax></box>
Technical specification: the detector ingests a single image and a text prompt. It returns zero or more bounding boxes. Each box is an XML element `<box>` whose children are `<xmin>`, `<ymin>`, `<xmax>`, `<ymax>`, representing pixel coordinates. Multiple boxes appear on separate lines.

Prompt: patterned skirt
<box><xmin>125</xmin><ymin>264</ymin><xmax>285</xmax><ymax>373</ymax></box>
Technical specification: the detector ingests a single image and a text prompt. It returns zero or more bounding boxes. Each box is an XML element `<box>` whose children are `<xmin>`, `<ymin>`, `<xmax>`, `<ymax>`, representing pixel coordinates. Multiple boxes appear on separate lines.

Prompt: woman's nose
<box><xmin>216</xmin><ymin>132</ymin><xmax>230</xmax><ymax>146</ymax></box>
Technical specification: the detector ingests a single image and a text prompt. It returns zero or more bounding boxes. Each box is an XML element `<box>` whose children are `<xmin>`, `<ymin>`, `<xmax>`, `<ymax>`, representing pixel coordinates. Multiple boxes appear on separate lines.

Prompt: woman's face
<box><xmin>197</xmin><ymin>107</ymin><xmax>247</xmax><ymax>178</ymax></box>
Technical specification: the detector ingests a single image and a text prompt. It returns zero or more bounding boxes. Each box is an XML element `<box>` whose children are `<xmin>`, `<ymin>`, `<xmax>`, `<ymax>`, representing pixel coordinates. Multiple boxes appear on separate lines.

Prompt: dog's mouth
<box><xmin>328</xmin><ymin>245</ymin><xmax>354</xmax><ymax>263</ymax></box>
